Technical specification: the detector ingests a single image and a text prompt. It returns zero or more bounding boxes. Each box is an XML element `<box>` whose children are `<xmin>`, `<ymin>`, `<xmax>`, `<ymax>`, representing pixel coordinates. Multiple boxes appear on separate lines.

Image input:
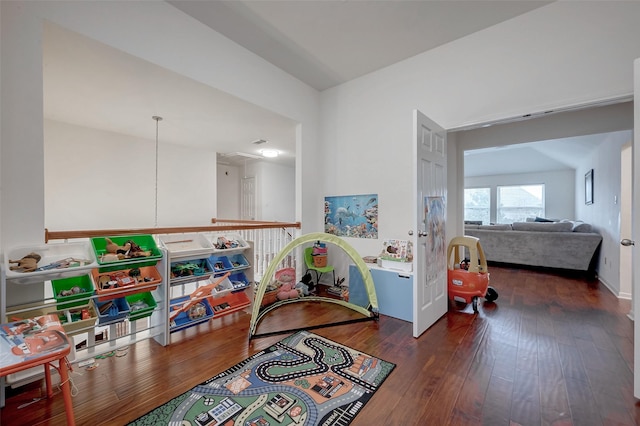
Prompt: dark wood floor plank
<box><xmin>3</xmin><ymin>265</ymin><xmax>640</xmax><ymax>425</ymax></box>
<box><xmin>539</xmin><ymin>374</ymin><xmax>571</xmax><ymax>426</ymax></box>
<box><xmin>565</xmin><ymin>376</ymin><xmax>604</xmax><ymax>426</ymax></box>
<box><xmin>510</xmin><ymin>368</ymin><xmax>541</xmax><ymax>425</ymax></box>
<box><xmin>537</xmin><ymin>333</ymin><xmax>571</xmax><ymax>425</ymax></box>
<box><xmin>516</xmin><ymin>321</ymin><xmax>538</xmax><ymax>374</ymax></box>
<box><xmin>557</xmin><ymin>341</ymin><xmax>589</xmax><ymax>383</ymax></box>
<box><xmin>453</xmin><ymin>358</ymin><xmax>492</xmax><ymax>421</ymax></box>
<box><xmin>482</xmin><ymin>374</ymin><xmax>513</xmax><ymax>425</ymax></box>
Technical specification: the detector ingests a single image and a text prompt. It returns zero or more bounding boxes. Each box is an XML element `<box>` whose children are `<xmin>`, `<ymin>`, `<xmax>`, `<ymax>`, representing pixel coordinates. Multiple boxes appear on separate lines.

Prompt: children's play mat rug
<box><xmin>128</xmin><ymin>331</ymin><xmax>395</xmax><ymax>426</ymax></box>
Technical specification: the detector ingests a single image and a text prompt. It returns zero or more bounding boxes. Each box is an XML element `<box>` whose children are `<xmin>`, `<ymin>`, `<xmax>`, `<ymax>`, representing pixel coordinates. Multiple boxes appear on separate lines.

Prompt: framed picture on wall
<box><xmin>324</xmin><ymin>194</ymin><xmax>378</xmax><ymax>238</ymax></box>
<box><xmin>585</xmin><ymin>169</ymin><xmax>594</xmax><ymax>205</ymax></box>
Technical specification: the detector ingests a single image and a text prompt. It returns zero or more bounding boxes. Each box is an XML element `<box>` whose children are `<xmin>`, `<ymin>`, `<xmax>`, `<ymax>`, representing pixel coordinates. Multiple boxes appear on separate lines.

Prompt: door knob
<box><xmin>621</xmin><ymin>239</ymin><xmax>635</xmax><ymax>246</ymax></box>
<box><xmin>418</xmin><ymin>230</ymin><xmax>428</xmax><ymax>237</ymax></box>
<box><xmin>408</xmin><ymin>230</ymin><xmax>413</xmax><ymax>236</ymax></box>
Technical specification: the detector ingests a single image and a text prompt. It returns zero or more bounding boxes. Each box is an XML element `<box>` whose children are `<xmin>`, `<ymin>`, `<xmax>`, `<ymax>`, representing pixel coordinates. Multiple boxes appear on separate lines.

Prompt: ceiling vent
<box><xmin>252</xmin><ymin>139</ymin><xmax>268</xmax><ymax>145</ymax></box>
<box><xmin>219</xmin><ymin>152</ymin><xmax>262</xmax><ymax>160</ymax></box>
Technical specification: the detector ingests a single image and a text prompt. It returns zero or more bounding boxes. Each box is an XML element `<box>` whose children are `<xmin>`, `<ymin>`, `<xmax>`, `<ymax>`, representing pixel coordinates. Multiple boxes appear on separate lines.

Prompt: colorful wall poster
<box><xmin>425</xmin><ymin>196</ymin><xmax>446</xmax><ymax>271</ymax></box>
<box><xmin>324</xmin><ymin>194</ymin><xmax>378</xmax><ymax>238</ymax></box>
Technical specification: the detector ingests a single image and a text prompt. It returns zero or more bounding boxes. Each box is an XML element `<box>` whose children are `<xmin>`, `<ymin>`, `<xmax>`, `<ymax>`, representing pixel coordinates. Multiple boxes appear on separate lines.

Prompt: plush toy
<box><xmin>9</xmin><ymin>252</ymin><xmax>42</xmax><ymax>272</ymax></box>
<box><xmin>274</xmin><ymin>267</ymin><xmax>301</xmax><ymax>300</ymax></box>
<box><xmin>295</xmin><ymin>272</ymin><xmax>314</xmax><ymax>295</ymax></box>
<box><xmin>105</xmin><ymin>238</ymin><xmax>151</xmax><ymax>260</ymax></box>
<box><xmin>276</xmin><ymin>282</ymin><xmax>301</xmax><ymax>300</ymax></box>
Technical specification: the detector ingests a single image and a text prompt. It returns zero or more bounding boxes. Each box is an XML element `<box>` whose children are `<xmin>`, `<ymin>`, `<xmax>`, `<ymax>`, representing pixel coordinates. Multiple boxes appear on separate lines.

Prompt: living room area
<box><xmin>457</xmin><ymin>101</ymin><xmax>634</xmax><ymax>300</ymax></box>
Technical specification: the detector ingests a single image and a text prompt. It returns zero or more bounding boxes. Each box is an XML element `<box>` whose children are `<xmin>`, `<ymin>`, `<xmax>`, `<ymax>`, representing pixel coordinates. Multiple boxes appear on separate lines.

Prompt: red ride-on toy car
<box><xmin>447</xmin><ymin>236</ymin><xmax>498</xmax><ymax>312</ymax></box>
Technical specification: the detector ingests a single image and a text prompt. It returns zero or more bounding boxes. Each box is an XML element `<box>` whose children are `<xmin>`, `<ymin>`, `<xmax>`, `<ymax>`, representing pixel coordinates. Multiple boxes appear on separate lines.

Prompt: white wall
<box><xmin>45</xmin><ymin>119</ymin><xmax>217</xmax><ymax>230</ymax></box>
<box><xmin>216</xmin><ymin>164</ymin><xmax>241</xmax><ymax>220</ymax></box>
<box><xmin>244</xmin><ymin>161</ymin><xmax>295</xmax><ymax>222</ymax></box>
<box><xmin>575</xmin><ymin>130</ymin><xmax>632</xmax><ymax>295</ymax></box>
<box><xmin>464</xmin><ymin>170</ymin><xmax>575</xmax><ymax>223</ymax></box>
<box><xmin>320</xmin><ymin>2</ymin><xmax>640</xmax><ymax>257</ymax></box>
<box><xmin>258</xmin><ymin>162</ymin><xmax>295</xmax><ymax>222</ymax></box>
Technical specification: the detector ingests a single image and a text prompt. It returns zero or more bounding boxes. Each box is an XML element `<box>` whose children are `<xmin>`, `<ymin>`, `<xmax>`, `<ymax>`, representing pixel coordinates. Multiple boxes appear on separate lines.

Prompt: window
<box><xmin>464</xmin><ymin>188</ymin><xmax>490</xmax><ymax>225</ymax></box>
<box><xmin>497</xmin><ymin>184</ymin><xmax>544</xmax><ymax>223</ymax></box>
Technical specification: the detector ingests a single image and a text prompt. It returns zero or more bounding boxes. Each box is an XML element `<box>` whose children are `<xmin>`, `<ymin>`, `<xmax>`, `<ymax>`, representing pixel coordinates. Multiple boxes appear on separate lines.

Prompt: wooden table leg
<box><xmin>58</xmin><ymin>358</ymin><xmax>75</xmax><ymax>426</ymax></box>
<box><xmin>44</xmin><ymin>362</ymin><xmax>53</xmax><ymax>398</ymax></box>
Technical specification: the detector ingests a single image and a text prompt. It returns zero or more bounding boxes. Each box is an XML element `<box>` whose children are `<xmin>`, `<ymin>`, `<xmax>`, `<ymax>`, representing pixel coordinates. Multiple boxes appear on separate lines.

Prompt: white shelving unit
<box><xmin>0</xmin><ymin>233</ymin><xmax>255</xmax><ymax>398</ymax></box>
<box><xmin>1</xmin><ymin>239</ymin><xmax>168</xmax><ymax>376</ymax></box>
<box><xmin>157</xmin><ymin>233</ymin><xmax>254</xmax><ymax>341</ymax></box>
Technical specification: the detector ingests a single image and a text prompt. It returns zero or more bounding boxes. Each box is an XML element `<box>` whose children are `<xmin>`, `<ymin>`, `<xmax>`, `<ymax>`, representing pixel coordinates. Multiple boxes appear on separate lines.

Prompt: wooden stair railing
<box><xmin>45</xmin><ymin>221</ymin><xmax>301</xmax><ymax>243</ymax></box>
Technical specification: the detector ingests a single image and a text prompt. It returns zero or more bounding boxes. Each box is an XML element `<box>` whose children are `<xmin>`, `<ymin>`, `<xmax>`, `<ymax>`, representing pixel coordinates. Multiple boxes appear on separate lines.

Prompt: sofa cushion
<box><xmin>477</xmin><ymin>224</ymin><xmax>512</xmax><ymax>230</ymax></box>
<box><xmin>512</xmin><ymin>221</ymin><xmax>573</xmax><ymax>232</ymax></box>
<box><xmin>559</xmin><ymin>219</ymin><xmax>593</xmax><ymax>233</ymax></box>
<box><xmin>572</xmin><ymin>222</ymin><xmax>592</xmax><ymax>233</ymax></box>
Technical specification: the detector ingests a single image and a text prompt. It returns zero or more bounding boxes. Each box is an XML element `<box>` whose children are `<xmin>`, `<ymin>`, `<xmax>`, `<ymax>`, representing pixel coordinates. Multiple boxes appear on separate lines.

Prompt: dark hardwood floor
<box><xmin>2</xmin><ymin>265</ymin><xmax>638</xmax><ymax>425</ymax></box>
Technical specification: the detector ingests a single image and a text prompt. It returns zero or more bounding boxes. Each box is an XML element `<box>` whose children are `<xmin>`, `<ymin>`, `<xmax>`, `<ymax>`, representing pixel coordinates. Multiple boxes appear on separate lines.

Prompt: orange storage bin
<box><xmin>91</xmin><ymin>266</ymin><xmax>161</xmax><ymax>302</ymax></box>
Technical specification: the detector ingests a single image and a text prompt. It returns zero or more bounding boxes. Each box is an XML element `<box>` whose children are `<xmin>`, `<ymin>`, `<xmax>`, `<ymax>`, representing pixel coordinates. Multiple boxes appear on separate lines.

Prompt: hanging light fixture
<box><xmin>152</xmin><ymin>116</ymin><xmax>163</xmax><ymax>227</ymax></box>
<box><xmin>260</xmin><ymin>149</ymin><xmax>279</xmax><ymax>158</ymax></box>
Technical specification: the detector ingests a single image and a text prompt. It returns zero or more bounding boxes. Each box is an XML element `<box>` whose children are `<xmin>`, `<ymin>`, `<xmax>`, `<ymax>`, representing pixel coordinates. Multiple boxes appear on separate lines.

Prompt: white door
<box><xmin>241</xmin><ymin>176</ymin><xmax>256</xmax><ymax>220</ymax></box>
<box><xmin>632</xmin><ymin>58</ymin><xmax>640</xmax><ymax>398</ymax></box>
<box><xmin>413</xmin><ymin>110</ymin><xmax>448</xmax><ymax>338</ymax></box>
<box><xmin>620</xmin><ymin>143</ymin><xmax>632</xmax><ymax>303</ymax></box>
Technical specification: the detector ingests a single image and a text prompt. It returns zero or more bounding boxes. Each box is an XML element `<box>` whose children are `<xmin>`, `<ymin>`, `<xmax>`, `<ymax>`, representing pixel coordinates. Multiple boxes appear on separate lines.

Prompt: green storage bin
<box><xmin>126</xmin><ymin>292</ymin><xmax>157</xmax><ymax>321</ymax></box>
<box><xmin>91</xmin><ymin>235</ymin><xmax>162</xmax><ymax>268</ymax></box>
<box><xmin>51</xmin><ymin>274</ymin><xmax>94</xmax><ymax>309</ymax></box>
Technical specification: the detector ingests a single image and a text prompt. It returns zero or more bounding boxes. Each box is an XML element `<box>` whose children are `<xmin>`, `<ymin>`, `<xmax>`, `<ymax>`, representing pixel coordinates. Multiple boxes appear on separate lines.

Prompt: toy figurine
<box><xmin>104</xmin><ymin>238</ymin><xmax>151</xmax><ymax>260</ymax></box>
<box><xmin>9</xmin><ymin>252</ymin><xmax>42</xmax><ymax>273</ymax></box>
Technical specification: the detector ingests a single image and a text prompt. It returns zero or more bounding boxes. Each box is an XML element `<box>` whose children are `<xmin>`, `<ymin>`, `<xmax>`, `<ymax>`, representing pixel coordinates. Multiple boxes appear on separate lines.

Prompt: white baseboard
<box><xmin>598</xmin><ymin>277</ymin><xmax>623</xmax><ymax>298</ymax></box>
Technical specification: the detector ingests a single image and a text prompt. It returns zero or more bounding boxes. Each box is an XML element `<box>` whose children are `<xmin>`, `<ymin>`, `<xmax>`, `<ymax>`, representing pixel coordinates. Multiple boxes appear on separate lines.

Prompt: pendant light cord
<box><xmin>152</xmin><ymin>116</ymin><xmax>163</xmax><ymax>227</ymax></box>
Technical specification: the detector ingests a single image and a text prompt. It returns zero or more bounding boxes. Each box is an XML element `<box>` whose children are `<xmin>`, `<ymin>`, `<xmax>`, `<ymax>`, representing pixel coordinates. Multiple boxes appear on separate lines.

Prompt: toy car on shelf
<box><xmin>447</xmin><ymin>236</ymin><xmax>498</xmax><ymax>313</ymax></box>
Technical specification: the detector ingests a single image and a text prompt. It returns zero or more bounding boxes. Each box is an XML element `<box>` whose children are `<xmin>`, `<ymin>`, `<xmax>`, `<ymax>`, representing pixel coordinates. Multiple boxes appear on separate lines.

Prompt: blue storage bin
<box><xmin>95</xmin><ymin>297</ymin><xmax>130</xmax><ymax>325</ymax></box>
<box><xmin>207</xmin><ymin>255</ymin><xmax>233</xmax><ymax>272</ymax></box>
<box><xmin>228</xmin><ymin>271</ymin><xmax>250</xmax><ymax>291</ymax></box>
<box><xmin>169</xmin><ymin>296</ymin><xmax>214</xmax><ymax>332</ymax></box>
<box><xmin>227</xmin><ymin>254</ymin><xmax>249</xmax><ymax>270</ymax></box>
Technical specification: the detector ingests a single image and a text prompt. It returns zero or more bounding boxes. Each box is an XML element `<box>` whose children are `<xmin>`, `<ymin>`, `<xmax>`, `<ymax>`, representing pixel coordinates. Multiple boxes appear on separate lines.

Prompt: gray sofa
<box><xmin>464</xmin><ymin>221</ymin><xmax>602</xmax><ymax>273</ymax></box>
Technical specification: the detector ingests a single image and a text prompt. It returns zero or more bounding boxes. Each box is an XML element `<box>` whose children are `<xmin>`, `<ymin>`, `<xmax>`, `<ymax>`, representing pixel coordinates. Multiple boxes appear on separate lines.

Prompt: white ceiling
<box><xmin>168</xmin><ymin>0</ymin><xmax>551</xmax><ymax>91</ymax></box>
<box><xmin>43</xmin><ymin>22</ymin><xmax>298</xmax><ymax>167</ymax></box>
<box><xmin>464</xmin><ymin>133</ymin><xmax>611</xmax><ymax>177</ymax></box>
<box><xmin>43</xmin><ymin>1</ymin><xmax>606</xmax><ymax>174</ymax></box>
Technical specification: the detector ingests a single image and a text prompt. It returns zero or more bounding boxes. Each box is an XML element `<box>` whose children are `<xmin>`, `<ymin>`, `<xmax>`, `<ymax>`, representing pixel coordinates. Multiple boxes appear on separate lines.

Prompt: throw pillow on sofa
<box><xmin>512</xmin><ymin>221</ymin><xmax>573</xmax><ymax>232</ymax></box>
<box><xmin>559</xmin><ymin>219</ymin><xmax>593</xmax><ymax>233</ymax></box>
<box><xmin>534</xmin><ymin>216</ymin><xmax>556</xmax><ymax>222</ymax></box>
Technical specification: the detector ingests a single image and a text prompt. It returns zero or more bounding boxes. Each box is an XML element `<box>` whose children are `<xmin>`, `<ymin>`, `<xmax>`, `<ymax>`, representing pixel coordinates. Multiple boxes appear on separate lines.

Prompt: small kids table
<box><xmin>0</xmin><ymin>314</ymin><xmax>75</xmax><ymax>425</ymax></box>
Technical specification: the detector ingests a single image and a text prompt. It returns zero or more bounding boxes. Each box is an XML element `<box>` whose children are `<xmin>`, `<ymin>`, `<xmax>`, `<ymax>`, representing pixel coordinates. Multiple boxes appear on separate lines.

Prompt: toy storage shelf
<box><xmin>162</xmin><ymin>233</ymin><xmax>254</xmax><ymax>340</ymax></box>
<box><xmin>0</xmin><ymin>240</ymin><xmax>169</xmax><ymax>396</ymax></box>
